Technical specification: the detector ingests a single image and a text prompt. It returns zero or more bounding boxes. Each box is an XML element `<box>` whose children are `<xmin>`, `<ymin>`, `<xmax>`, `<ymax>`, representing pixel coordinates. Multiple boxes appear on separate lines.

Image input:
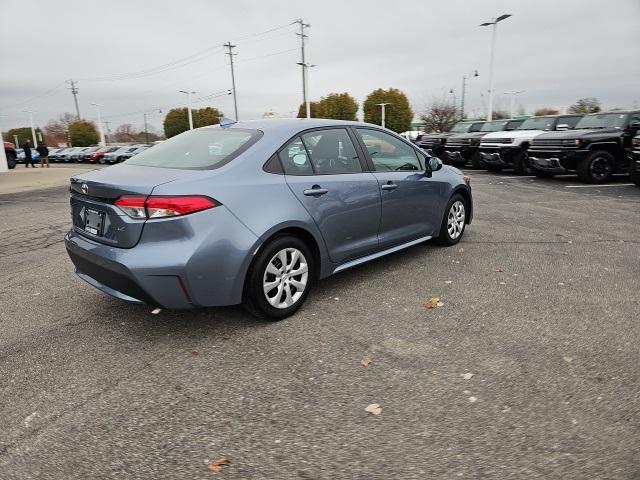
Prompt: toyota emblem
<box><xmin>81</xmin><ymin>183</ymin><xmax>89</xmax><ymax>195</ymax></box>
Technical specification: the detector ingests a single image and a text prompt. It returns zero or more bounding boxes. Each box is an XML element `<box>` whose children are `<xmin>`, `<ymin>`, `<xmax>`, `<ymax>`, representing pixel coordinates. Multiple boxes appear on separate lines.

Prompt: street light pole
<box><xmin>179</xmin><ymin>90</ymin><xmax>196</xmax><ymax>130</ymax></box>
<box><xmin>22</xmin><ymin>110</ymin><xmax>38</xmax><ymax>148</ymax></box>
<box><xmin>461</xmin><ymin>70</ymin><xmax>479</xmax><ymax>120</ymax></box>
<box><xmin>91</xmin><ymin>103</ymin><xmax>105</xmax><ymax>146</ymax></box>
<box><xmin>376</xmin><ymin>103</ymin><xmax>391</xmax><ymax>129</ymax></box>
<box><xmin>480</xmin><ymin>14</ymin><xmax>511</xmax><ymax>121</ymax></box>
<box><xmin>504</xmin><ymin>90</ymin><xmax>525</xmax><ymax>118</ymax></box>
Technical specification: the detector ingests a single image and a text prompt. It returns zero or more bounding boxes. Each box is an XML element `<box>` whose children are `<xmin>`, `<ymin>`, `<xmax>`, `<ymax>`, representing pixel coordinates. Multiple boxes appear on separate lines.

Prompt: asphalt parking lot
<box><xmin>1</xmin><ymin>169</ymin><xmax>639</xmax><ymax>479</ymax></box>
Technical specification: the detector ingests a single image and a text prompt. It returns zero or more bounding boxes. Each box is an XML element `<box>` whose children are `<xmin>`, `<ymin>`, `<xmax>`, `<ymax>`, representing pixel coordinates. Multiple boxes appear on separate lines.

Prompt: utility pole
<box><xmin>480</xmin><ymin>14</ymin><xmax>511</xmax><ymax>121</ymax></box>
<box><xmin>223</xmin><ymin>42</ymin><xmax>239</xmax><ymax>121</ymax></box>
<box><xmin>143</xmin><ymin>109</ymin><xmax>162</xmax><ymax>144</ymax></box>
<box><xmin>91</xmin><ymin>103</ymin><xmax>105</xmax><ymax>146</ymax></box>
<box><xmin>179</xmin><ymin>90</ymin><xmax>196</xmax><ymax>130</ymax></box>
<box><xmin>294</xmin><ymin>19</ymin><xmax>311</xmax><ymax>118</ymax></box>
<box><xmin>504</xmin><ymin>90</ymin><xmax>525</xmax><ymax>118</ymax></box>
<box><xmin>376</xmin><ymin>103</ymin><xmax>391</xmax><ymax>129</ymax></box>
<box><xmin>22</xmin><ymin>110</ymin><xmax>38</xmax><ymax>148</ymax></box>
<box><xmin>66</xmin><ymin>79</ymin><xmax>81</xmax><ymax>120</ymax></box>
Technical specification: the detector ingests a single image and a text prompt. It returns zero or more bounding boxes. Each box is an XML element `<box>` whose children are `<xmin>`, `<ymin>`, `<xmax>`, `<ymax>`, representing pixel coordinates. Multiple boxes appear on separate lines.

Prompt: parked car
<box><xmin>65</xmin><ymin>119</ymin><xmax>473</xmax><ymax>319</ymax></box>
<box><xmin>4</xmin><ymin>141</ymin><xmax>17</xmax><ymax>169</ymax></box>
<box><xmin>630</xmin><ymin>135</ymin><xmax>640</xmax><ymax>187</ymax></box>
<box><xmin>416</xmin><ymin>120</ymin><xmax>486</xmax><ymax>158</ymax></box>
<box><xmin>528</xmin><ymin>111</ymin><xmax>640</xmax><ymax>183</ymax></box>
<box><xmin>58</xmin><ymin>147</ymin><xmax>84</xmax><ymax>163</ymax></box>
<box><xmin>16</xmin><ymin>148</ymin><xmax>40</xmax><ymax>163</ymax></box>
<box><xmin>118</xmin><ymin>145</ymin><xmax>151</xmax><ymax>162</ymax></box>
<box><xmin>86</xmin><ymin>146</ymin><xmax>116</xmax><ymax>163</ymax></box>
<box><xmin>443</xmin><ymin>119</ymin><xmax>524</xmax><ymax>168</ymax></box>
<box><xmin>49</xmin><ymin>147</ymin><xmax>72</xmax><ymax>162</ymax></box>
<box><xmin>478</xmin><ymin>114</ymin><xmax>583</xmax><ymax>174</ymax></box>
<box><xmin>102</xmin><ymin>145</ymin><xmax>144</xmax><ymax>164</ymax></box>
<box><xmin>74</xmin><ymin>146</ymin><xmax>101</xmax><ymax>162</ymax></box>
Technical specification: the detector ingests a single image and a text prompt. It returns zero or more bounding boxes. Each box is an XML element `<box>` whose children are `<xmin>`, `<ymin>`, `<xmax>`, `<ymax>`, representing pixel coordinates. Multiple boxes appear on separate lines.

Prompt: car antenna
<box><xmin>219</xmin><ymin>117</ymin><xmax>237</xmax><ymax>129</ymax></box>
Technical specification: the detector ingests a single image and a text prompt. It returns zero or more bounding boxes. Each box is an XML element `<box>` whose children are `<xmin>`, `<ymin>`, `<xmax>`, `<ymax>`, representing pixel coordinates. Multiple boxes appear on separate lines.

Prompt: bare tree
<box><xmin>492</xmin><ymin>110</ymin><xmax>511</xmax><ymax>120</ymax></box>
<box><xmin>114</xmin><ymin>124</ymin><xmax>138</xmax><ymax>143</ymax></box>
<box><xmin>43</xmin><ymin>112</ymin><xmax>77</xmax><ymax>145</ymax></box>
<box><xmin>420</xmin><ymin>101</ymin><xmax>460</xmax><ymax>133</ymax></box>
<box><xmin>534</xmin><ymin>108</ymin><xmax>560</xmax><ymax>116</ymax></box>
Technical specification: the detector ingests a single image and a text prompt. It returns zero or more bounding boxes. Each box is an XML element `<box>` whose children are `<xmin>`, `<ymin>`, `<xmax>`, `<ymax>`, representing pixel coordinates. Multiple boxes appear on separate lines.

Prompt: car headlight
<box><xmin>632</xmin><ymin>137</ymin><xmax>640</xmax><ymax>147</ymax></box>
<box><xmin>562</xmin><ymin>139</ymin><xmax>581</xmax><ymax>146</ymax></box>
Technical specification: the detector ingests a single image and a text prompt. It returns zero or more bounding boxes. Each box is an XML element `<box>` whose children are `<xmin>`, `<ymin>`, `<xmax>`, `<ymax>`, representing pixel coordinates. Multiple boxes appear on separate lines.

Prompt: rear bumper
<box><xmin>64</xmin><ymin>206</ymin><xmax>260</xmax><ymax>309</ymax></box>
<box><xmin>528</xmin><ymin>149</ymin><xmax>589</xmax><ymax>174</ymax></box>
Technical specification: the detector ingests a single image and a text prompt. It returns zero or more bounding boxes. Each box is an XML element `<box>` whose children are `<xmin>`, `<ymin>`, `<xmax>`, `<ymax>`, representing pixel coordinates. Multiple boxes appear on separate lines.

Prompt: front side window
<box><xmin>356</xmin><ymin>129</ymin><xmax>421</xmax><ymax>171</ymax></box>
<box><xmin>126</xmin><ymin>128</ymin><xmax>261</xmax><ymax>170</ymax></box>
<box><xmin>557</xmin><ymin>116</ymin><xmax>582</xmax><ymax>129</ymax></box>
<box><xmin>301</xmin><ymin>129</ymin><xmax>362</xmax><ymax>174</ymax></box>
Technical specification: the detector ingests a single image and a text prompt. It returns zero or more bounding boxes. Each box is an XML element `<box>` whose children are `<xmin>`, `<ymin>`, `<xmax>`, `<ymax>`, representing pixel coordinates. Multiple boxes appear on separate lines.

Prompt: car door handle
<box><xmin>381</xmin><ymin>183</ymin><xmax>398</xmax><ymax>191</ymax></box>
<box><xmin>303</xmin><ymin>186</ymin><xmax>329</xmax><ymax>196</ymax></box>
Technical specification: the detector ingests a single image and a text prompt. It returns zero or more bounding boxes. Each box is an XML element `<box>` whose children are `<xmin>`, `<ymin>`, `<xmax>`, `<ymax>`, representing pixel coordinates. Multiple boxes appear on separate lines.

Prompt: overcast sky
<box><xmin>1</xmin><ymin>0</ymin><xmax>639</xmax><ymax>134</ymax></box>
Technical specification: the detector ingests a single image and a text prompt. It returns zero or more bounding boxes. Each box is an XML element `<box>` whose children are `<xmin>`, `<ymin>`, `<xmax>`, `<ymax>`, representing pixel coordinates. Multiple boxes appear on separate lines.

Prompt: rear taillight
<box><xmin>115</xmin><ymin>195</ymin><xmax>218</xmax><ymax>219</ymax></box>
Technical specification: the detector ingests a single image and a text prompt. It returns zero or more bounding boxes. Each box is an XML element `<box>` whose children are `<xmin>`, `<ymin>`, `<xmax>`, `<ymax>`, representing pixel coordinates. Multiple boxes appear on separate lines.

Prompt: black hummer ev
<box><xmin>443</xmin><ymin>118</ymin><xmax>524</xmax><ymax>168</ymax></box>
<box><xmin>629</xmin><ymin>134</ymin><xmax>640</xmax><ymax>187</ymax></box>
<box><xmin>528</xmin><ymin>111</ymin><xmax>640</xmax><ymax>183</ymax></box>
<box><xmin>416</xmin><ymin>120</ymin><xmax>485</xmax><ymax>158</ymax></box>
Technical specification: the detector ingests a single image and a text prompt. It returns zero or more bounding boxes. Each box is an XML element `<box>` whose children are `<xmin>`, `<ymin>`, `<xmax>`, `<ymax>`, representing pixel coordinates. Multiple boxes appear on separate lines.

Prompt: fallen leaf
<box><xmin>319</xmin><ymin>341</ymin><xmax>328</xmax><ymax>348</ymax></box>
<box><xmin>151</xmin><ymin>308</ymin><xmax>162</xmax><ymax>314</ymax></box>
<box><xmin>563</xmin><ymin>356</ymin><xmax>573</xmax><ymax>363</ymax></box>
<box><xmin>469</xmin><ymin>396</ymin><xmax>478</xmax><ymax>403</ymax></box>
<box><xmin>494</xmin><ymin>268</ymin><xmax>504</xmax><ymax>272</ymax></box>
<box><xmin>208</xmin><ymin>456</ymin><xmax>229</xmax><ymax>473</ymax></box>
<box><xmin>431</xmin><ymin>369</ymin><xmax>439</xmax><ymax>375</ymax></box>
<box><xmin>461</xmin><ymin>372</ymin><xmax>474</xmax><ymax>380</ymax></box>
<box><xmin>191</xmin><ymin>350</ymin><xmax>199</xmax><ymax>356</ymax></box>
<box><xmin>365</xmin><ymin>403</ymin><xmax>382</xmax><ymax>415</ymax></box>
<box><xmin>444</xmin><ymin>280</ymin><xmax>453</xmax><ymax>284</ymax></box>
<box><xmin>361</xmin><ymin>355</ymin><xmax>372</xmax><ymax>367</ymax></box>
<box><xmin>436</xmin><ymin>301</ymin><xmax>444</xmax><ymax>307</ymax></box>
<box><xmin>422</xmin><ymin>296</ymin><xmax>442</xmax><ymax>309</ymax></box>
<box><xmin>499</xmin><ymin>281</ymin><xmax>506</xmax><ymax>285</ymax></box>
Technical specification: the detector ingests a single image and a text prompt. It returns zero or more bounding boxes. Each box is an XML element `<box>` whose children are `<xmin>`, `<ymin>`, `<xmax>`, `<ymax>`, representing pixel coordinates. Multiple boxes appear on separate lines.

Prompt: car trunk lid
<box><xmin>69</xmin><ymin>164</ymin><xmax>198</xmax><ymax>248</ymax></box>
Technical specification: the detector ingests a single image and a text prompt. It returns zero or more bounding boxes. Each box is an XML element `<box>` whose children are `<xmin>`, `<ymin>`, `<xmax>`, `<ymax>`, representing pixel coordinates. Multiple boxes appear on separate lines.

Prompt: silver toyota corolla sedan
<box><xmin>65</xmin><ymin>119</ymin><xmax>473</xmax><ymax>319</ymax></box>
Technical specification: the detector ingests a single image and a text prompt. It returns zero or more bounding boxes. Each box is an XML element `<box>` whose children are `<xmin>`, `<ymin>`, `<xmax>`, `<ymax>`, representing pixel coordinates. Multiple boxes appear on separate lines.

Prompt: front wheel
<box><xmin>513</xmin><ymin>151</ymin><xmax>532</xmax><ymax>175</ymax></box>
<box><xmin>577</xmin><ymin>151</ymin><xmax>614</xmax><ymax>184</ymax></box>
<box><xmin>6</xmin><ymin>151</ymin><xmax>16</xmax><ymax>169</ymax></box>
<box><xmin>435</xmin><ymin>194</ymin><xmax>467</xmax><ymax>246</ymax></box>
<box><xmin>243</xmin><ymin>235</ymin><xmax>314</xmax><ymax>320</ymax></box>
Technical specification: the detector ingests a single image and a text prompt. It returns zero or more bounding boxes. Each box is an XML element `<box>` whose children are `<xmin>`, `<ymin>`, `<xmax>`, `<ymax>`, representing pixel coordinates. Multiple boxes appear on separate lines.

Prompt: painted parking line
<box><xmin>564</xmin><ymin>184</ymin><xmax>635</xmax><ymax>188</ymax></box>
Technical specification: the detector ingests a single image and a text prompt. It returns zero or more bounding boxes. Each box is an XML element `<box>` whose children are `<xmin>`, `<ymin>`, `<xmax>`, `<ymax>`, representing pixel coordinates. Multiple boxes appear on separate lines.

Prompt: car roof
<box><xmin>583</xmin><ymin>110</ymin><xmax>640</xmax><ymax>115</ymax></box>
<box><xmin>202</xmin><ymin>118</ymin><xmax>384</xmax><ymax>138</ymax></box>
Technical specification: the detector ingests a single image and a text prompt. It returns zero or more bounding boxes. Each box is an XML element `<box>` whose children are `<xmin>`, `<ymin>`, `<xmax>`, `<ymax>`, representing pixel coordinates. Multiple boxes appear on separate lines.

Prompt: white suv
<box><xmin>479</xmin><ymin>115</ymin><xmax>582</xmax><ymax>174</ymax></box>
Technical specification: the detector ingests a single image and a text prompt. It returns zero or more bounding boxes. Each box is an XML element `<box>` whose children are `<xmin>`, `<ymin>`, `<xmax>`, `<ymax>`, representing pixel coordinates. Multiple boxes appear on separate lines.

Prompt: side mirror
<box><xmin>556</xmin><ymin>124</ymin><xmax>570</xmax><ymax>131</ymax></box>
<box><xmin>426</xmin><ymin>156</ymin><xmax>443</xmax><ymax>173</ymax></box>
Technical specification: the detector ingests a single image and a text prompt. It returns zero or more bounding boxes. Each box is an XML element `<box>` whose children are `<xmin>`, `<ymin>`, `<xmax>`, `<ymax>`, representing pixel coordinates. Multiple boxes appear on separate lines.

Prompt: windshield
<box><xmin>517</xmin><ymin>117</ymin><xmax>555</xmax><ymax>131</ymax></box>
<box><xmin>480</xmin><ymin>120</ymin><xmax>508</xmax><ymax>132</ymax></box>
<box><xmin>575</xmin><ymin>113</ymin><xmax>628</xmax><ymax>129</ymax></box>
<box><xmin>125</xmin><ymin>128</ymin><xmax>262</xmax><ymax>170</ymax></box>
<box><xmin>450</xmin><ymin>122</ymin><xmax>473</xmax><ymax>133</ymax></box>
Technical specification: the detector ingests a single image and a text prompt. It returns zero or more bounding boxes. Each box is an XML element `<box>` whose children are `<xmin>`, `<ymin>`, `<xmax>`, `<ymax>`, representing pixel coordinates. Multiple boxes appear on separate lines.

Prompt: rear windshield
<box><xmin>125</xmin><ymin>128</ymin><xmax>262</xmax><ymax>170</ymax></box>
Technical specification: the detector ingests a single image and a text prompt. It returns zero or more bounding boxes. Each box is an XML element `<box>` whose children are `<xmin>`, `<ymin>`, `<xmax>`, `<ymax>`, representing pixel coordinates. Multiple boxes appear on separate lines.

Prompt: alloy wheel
<box><xmin>447</xmin><ymin>201</ymin><xmax>466</xmax><ymax>240</ymax></box>
<box><xmin>263</xmin><ymin>248</ymin><xmax>309</xmax><ymax>309</ymax></box>
<box><xmin>590</xmin><ymin>156</ymin><xmax>611</xmax><ymax>181</ymax></box>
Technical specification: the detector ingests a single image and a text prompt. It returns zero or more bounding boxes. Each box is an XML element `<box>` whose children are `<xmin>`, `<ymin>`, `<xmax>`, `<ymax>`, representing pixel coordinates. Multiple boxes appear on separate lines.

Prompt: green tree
<box><xmin>568</xmin><ymin>97</ymin><xmax>601</xmax><ymax>114</ymax></box>
<box><xmin>296</xmin><ymin>101</ymin><xmax>323</xmax><ymax>118</ymax></box>
<box><xmin>5</xmin><ymin>127</ymin><xmax>45</xmax><ymax>147</ymax></box>
<box><xmin>317</xmin><ymin>92</ymin><xmax>358</xmax><ymax>120</ymax></box>
<box><xmin>363</xmin><ymin>88</ymin><xmax>413</xmax><ymax>133</ymax></box>
<box><xmin>163</xmin><ymin>107</ymin><xmax>223</xmax><ymax>138</ymax></box>
<box><xmin>69</xmin><ymin>120</ymin><xmax>99</xmax><ymax>146</ymax></box>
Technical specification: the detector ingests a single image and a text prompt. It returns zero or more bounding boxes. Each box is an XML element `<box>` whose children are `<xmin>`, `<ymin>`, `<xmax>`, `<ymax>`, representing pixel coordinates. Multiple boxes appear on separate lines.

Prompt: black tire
<box><xmin>533</xmin><ymin>169</ymin><xmax>555</xmax><ymax>179</ymax></box>
<box><xmin>577</xmin><ymin>150</ymin><xmax>614</xmax><ymax>184</ymax></box>
<box><xmin>513</xmin><ymin>150</ymin><xmax>532</xmax><ymax>175</ymax></box>
<box><xmin>243</xmin><ymin>235</ymin><xmax>314</xmax><ymax>320</ymax></box>
<box><xmin>6</xmin><ymin>151</ymin><xmax>16</xmax><ymax>169</ymax></box>
<box><xmin>631</xmin><ymin>171</ymin><xmax>640</xmax><ymax>187</ymax></box>
<box><xmin>435</xmin><ymin>194</ymin><xmax>467</xmax><ymax>246</ymax></box>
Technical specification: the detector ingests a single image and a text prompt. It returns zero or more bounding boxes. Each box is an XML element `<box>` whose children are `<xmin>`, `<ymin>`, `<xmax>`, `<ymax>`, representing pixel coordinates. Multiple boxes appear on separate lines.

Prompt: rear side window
<box><xmin>279</xmin><ymin>137</ymin><xmax>314</xmax><ymax>175</ymax></box>
<box><xmin>125</xmin><ymin>128</ymin><xmax>261</xmax><ymax>170</ymax></box>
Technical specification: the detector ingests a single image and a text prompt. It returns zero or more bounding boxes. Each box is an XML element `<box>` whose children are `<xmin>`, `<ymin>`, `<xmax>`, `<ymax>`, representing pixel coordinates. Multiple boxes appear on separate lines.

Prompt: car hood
<box><xmin>447</xmin><ymin>132</ymin><xmax>488</xmax><ymax>141</ymax></box>
<box><xmin>533</xmin><ymin>128</ymin><xmax>623</xmax><ymax>140</ymax></box>
<box><xmin>482</xmin><ymin>129</ymin><xmax>548</xmax><ymax>140</ymax></box>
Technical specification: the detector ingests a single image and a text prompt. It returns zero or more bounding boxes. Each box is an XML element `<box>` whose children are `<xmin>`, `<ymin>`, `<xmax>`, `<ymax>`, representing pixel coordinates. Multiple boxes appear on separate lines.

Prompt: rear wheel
<box><xmin>435</xmin><ymin>194</ymin><xmax>467</xmax><ymax>246</ymax></box>
<box><xmin>243</xmin><ymin>235</ymin><xmax>314</xmax><ymax>320</ymax></box>
<box><xmin>577</xmin><ymin>151</ymin><xmax>613</xmax><ymax>184</ymax></box>
<box><xmin>6</xmin><ymin>151</ymin><xmax>16</xmax><ymax>169</ymax></box>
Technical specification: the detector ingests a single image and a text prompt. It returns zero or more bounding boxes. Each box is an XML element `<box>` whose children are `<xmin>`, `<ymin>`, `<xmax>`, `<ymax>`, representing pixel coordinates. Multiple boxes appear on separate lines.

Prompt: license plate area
<box><xmin>84</xmin><ymin>208</ymin><xmax>105</xmax><ymax>236</ymax></box>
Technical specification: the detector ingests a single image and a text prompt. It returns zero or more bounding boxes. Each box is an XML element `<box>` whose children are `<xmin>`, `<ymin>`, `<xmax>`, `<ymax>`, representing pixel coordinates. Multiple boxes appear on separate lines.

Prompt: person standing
<box><xmin>23</xmin><ymin>140</ymin><xmax>35</xmax><ymax>168</ymax></box>
<box><xmin>36</xmin><ymin>144</ymin><xmax>49</xmax><ymax>168</ymax></box>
